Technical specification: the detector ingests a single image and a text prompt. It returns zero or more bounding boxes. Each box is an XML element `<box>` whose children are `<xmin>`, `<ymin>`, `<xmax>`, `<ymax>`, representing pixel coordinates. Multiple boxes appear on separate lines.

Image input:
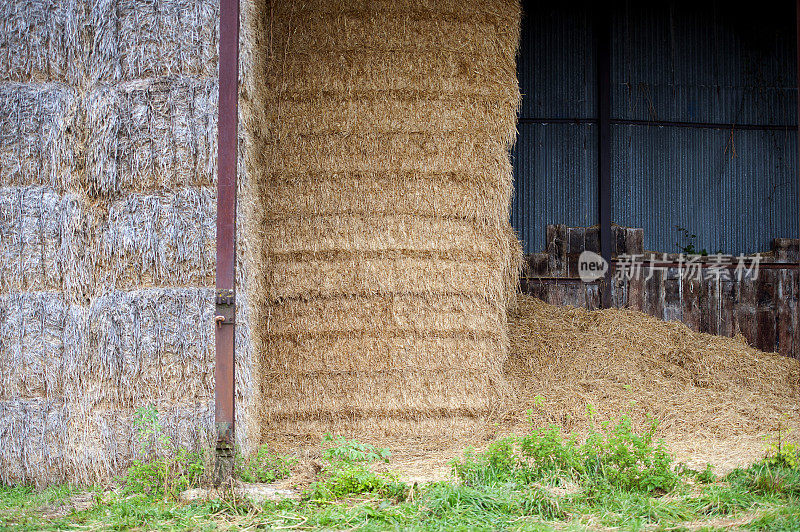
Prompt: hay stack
<box><xmin>0</xmin><ymin>0</ymin><xmax>228</xmax><ymax>485</ymax></box>
<box><xmin>506</xmin><ymin>295</ymin><xmax>800</xmax><ymax>438</ymax></box>
<box><xmin>241</xmin><ymin>0</ymin><xmax>522</xmax><ymax>441</ymax></box>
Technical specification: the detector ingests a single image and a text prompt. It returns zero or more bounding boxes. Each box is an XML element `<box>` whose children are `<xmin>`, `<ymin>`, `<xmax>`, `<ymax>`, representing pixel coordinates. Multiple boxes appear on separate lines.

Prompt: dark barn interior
<box><xmin>515</xmin><ymin>1</ymin><xmax>800</xmax><ymax>356</ymax></box>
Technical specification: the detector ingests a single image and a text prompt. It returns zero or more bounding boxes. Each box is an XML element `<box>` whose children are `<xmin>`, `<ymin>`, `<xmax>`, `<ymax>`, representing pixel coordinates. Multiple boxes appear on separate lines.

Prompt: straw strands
<box><xmin>81</xmin><ymin>288</ymin><xmax>214</xmax><ymax>408</ymax></box>
<box><xmin>0</xmin><ymin>1</ymin><xmax>87</xmax><ymax>84</ymax></box>
<box><xmin>506</xmin><ymin>295</ymin><xmax>800</xmax><ymax>439</ymax></box>
<box><xmin>1</xmin><ymin>0</ymin><xmax>224</xmax><ymax>485</ymax></box>
<box><xmin>85</xmin><ymin>78</ymin><xmax>218</xmax><ymax>198</ymax></box>
<box><xmin>0</xmin><ymin>187</ymin><xmax>93</xmax><ymax>298</ymax></box>
<box><xmin>97</xmin><ymin>188</ymin><xmax>215</xmax><ymax>289</ymax></box>
<box><xmin>89</xmin><ymin>0</ymin><xmax>219</xmax><ymax>83</ymax></box>
<box><xmin>0</xmin><ymin>84</ymin><xmax>82</xmax><ymax>191</ymax></box>
<box><xmin>241</xmin><ymin>0</ymin><xmax>522</xmax><ymax>441</ymax></box>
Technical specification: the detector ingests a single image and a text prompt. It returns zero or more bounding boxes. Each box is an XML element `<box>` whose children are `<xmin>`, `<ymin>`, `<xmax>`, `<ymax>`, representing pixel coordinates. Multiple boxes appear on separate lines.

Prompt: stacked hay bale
<box><xmin>0</xmin><ymin>0</ymin><xmax>252</xmax><ymax>486</ymax></box>
<box><xmin>241</xmin><ymin>0</ymin><xmax>522</xmax><ymax>441</ymax></box>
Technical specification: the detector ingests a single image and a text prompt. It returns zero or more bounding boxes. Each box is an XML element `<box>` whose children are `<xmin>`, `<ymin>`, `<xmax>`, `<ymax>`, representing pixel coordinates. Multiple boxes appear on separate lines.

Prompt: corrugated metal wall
<box><xmin>513</xmin><ymin>0</ymin><xmax>798</xmax><ymax>255</ymax></box>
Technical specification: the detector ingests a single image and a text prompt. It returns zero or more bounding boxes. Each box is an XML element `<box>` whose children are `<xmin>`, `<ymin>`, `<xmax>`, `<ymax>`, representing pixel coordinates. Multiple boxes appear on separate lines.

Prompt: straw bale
<box><xmin>0</xmin><ymin>187</ymin><xmax>94</xmax><ymax>298</ymax></box>
<box><xmin>67</xmin><ymin>401</ymin><xmax>213</xmax><ymax>485</ymax></box>
<box><xmin>268</xmin><ymin>11</ymin><xmax>514</xmax><ymax>57</ymax></box>
<box><xmin>89</xmin><ymin>0</ymin><xmax>218</xmax><ymax>82</ymax></box>
<box><xmin>257</xmin><ymin>171</ymin><xmax>511</xmax><ymax>222</ymax></box>
<box><xmin>259</xmin><ymin>370</ymin><xmax>508</xmax><ymax>420</ymax></box>
<box><xmin>242</xmin><ymin>0</ymin><xmax>522</xmax><ymax>442</ymax></box>
<box><xmin>262</xmin><ymin>295</ymin><xmax>504</xmax><ymax>336</ymax></box>
<box><xmin>0</xmin><ymin>399</ymin><xmax>69</xmax><ymax>487</ymax></box>
<box><xmin>263</xmin><ymin>215</ymin><xmax>508</xmax><ymax>255</ymax></box>
<box><xmin>269</xmin><ymin>415</ymin><xmax>497</xmax><ymax>449</ymax></box>
<box><xmin>0</xmin><ymin>293</ymin><xmax>87</xmax><ymax>400</ymax></box>
<box><xmin>259</xmin><ymin>133</ymin><xmax>513</xmax><ymax>183</ymax></box>
<box><xmin>264</xmin><ymin>254</ymin><xmax>507</xmax><ymax>303</ymax></box>
<box><xmin>506</xmin><ymin>295</ymin><xmax>800</xmax><ymax>439</ymax></box>
<box><xmin>0</xmin><ymin>84</ymin><xmax>82</xmax><ymax>190</ymax></box>
<box><xmin>264</xmin><ymin>51</ymin><xmax>516</xmax><ymax>101</ymax></box>
<box><xmin>265</xmin><ymin>0</ymin><xmax>520</xmax><ymax>20</ymax></box>
<box><xmin>79</xmin><ymin>288</ymin><xmax>214</xmax><ymax>408</ymax></box>
<box><xmin>0</xmin><ymin>0</ymin><xmax>87</xmax><ymax>84</ymax></box>
<box><xmin>260</xmin><ymin>335</ymin><xmax>505</xmax><ymax>374</ymax></box>
<box><xmin>96</xmin><ymin>188</ymin><xmax>215</xmax><ymax>289</ymax></box>
<box><xmin>264</xmin><ymin>95</ymin><xmax>518</xmax><ymax>146</ymax></box>
<box><xmin>85</xmin><ymin>77</ymin><xmax>217</xmax><ymax>198</ymax></box>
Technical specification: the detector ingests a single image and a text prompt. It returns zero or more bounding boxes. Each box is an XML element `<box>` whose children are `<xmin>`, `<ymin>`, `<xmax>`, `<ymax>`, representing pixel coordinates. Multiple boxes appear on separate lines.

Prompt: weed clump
<box><xmin>235</xmin><ymin>444</ymin><xmax>295</xmax><ymax>484</ymax></box>
<box><xmin>452</xmin><ymin>412</ymin><xmax>677</xmax><ymax>495</ymax></box>
<box><xmin>121</xmin><ymin>406</ymin><xmax>205</xmax><ymax>499</ymax></box>
<box><xmin>307</xmin><ymin>434</ymin><xmax>408</xmax><ymax>502</ymax></box>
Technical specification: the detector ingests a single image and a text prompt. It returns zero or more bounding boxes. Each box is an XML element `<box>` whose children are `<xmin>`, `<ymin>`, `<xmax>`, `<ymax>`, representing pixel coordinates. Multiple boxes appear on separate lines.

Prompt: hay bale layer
<box><xmin>242</xmin><ymin>0</ymin><xmax>521</xmax><ymax>440</ymax></box>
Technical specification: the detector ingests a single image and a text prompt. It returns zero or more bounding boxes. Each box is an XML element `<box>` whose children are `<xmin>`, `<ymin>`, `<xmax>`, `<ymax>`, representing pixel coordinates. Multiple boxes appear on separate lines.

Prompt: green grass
<box><xmin>4</xmin><ymin>418</ymin><xmax>800</xmax><ymax>531</ymax></box>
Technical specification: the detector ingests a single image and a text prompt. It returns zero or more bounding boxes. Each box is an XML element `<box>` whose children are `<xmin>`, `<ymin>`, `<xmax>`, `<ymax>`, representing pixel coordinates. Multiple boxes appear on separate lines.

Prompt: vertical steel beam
<box><xmin>214</xmin><ymin>0</ymin><xmax>239</xmax><ymax>483</ymax></box>
<box><xmin>796</xmin><ymin>0</ymin><xmax>800</xmax><ymax>359</ymax></box>
<box><xmin>596</xmin><ymin>6</ymin><xmax>613</xmax><ymax>308</ymax></box>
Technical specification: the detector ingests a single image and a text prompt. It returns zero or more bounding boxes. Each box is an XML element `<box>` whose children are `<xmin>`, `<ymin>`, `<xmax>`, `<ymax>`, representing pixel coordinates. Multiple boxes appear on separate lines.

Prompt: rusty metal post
<box><xmin>214</xmin><ymin>0</ymin><xmax>239</xmax><ymax>484</ymax></box>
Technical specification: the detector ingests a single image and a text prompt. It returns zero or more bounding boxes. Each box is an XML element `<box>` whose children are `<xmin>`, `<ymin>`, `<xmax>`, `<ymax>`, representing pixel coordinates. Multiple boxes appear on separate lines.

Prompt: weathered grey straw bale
<box><xmin>0</xmin><ymin>84</ymin><xmax>83</xmax><ymax>191</ymax></box>
<box><xmin>0</xmin><ymin>187</ymin><xmax>93</xmax><ymax>298</ymax></box>
<box><xmin>0</xmin><ymin>0</ymin><xmax>88</xmax><ymax>84</ymax></box>
<box><xmin>66</xmin><ymin>401</ymin><xmax>213</xmax><ymax>486</ymax></box>
<box><xmin>79</xmin><ymin>287</ymin><xmax>214</xmax><ymax>408</ymax></box>
<box><xmin>96</xmin><ymin>188</ymin><xmax>215</xmax><ymax>289</ymax></box>
<box><xmin>0</xmin><ymin>293</ymin><xmax>86</xmax><ymax>400</ymax></box>
<box><xmin>0</xmin><ymin>399</ymin><xmax>69</xmax><ymax>487</ymax></box>
<box><xmin>89</xmin><ymin>0</ymin><xmax>219</xmax><ymax>82</ymax></box>
<box><xmin>85</xmin><ymin>78</ymin><xmax>218</xmax><ymax>198</ymax></box>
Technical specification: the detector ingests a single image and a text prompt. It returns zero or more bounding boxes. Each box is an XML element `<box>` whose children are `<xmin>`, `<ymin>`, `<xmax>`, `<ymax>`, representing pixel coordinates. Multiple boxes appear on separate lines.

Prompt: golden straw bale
<box><xmin>241</xmin><ymin>0</ymin><xmax>522</xmax><ymax>441</ymax></box>
<box><xmin>257</xmin><ymin>171</ymin><xmax>511</xmax><ymax>222</ymax></box>
<box><xmin>261</xmin><ymin>295</ymin><xmax>504</xmax><ymax>336</ymax></box>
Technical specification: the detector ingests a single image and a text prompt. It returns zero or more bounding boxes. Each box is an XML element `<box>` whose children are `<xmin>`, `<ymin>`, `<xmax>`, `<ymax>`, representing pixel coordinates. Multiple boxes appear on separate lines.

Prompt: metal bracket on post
<box><xmin>215</xmin><ymin>289</ymin><xmax>236</xmax><ymax>326</ymax></box>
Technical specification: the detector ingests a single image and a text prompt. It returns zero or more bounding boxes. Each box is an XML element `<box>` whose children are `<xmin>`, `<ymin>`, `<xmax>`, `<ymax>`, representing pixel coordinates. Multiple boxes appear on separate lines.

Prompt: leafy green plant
<box><xmin>763</xmin><ymin>418</ymin><xmax>800</xmax><ymax>470</ymax></box>
<box><xmin>320</xmin><ymin>434</ymin><xmax>391</xmax><ymax>464</ymax></box>
<box><xmin>696</xmin><ymin>463</ymin><xmax>717</xmax><ymax>484</ymax></box>
<box><xmin>452</xmin><ymin>412</ymin><xmax>677</xmax><ymax>494</ymax></box>
<box><xmin>308</xmin><ymin>435</ymin><xmax>407</xmax><ymax>501</ymax></box>
<box><xmin>121</xmin><ymin>405</ymin><xmax>205</xmax><ymax>499</ymax></box>
<box><xmin>235</xmin><ymin>444</ymin><xmax>295</xmax><ymax>483</ymax></box>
